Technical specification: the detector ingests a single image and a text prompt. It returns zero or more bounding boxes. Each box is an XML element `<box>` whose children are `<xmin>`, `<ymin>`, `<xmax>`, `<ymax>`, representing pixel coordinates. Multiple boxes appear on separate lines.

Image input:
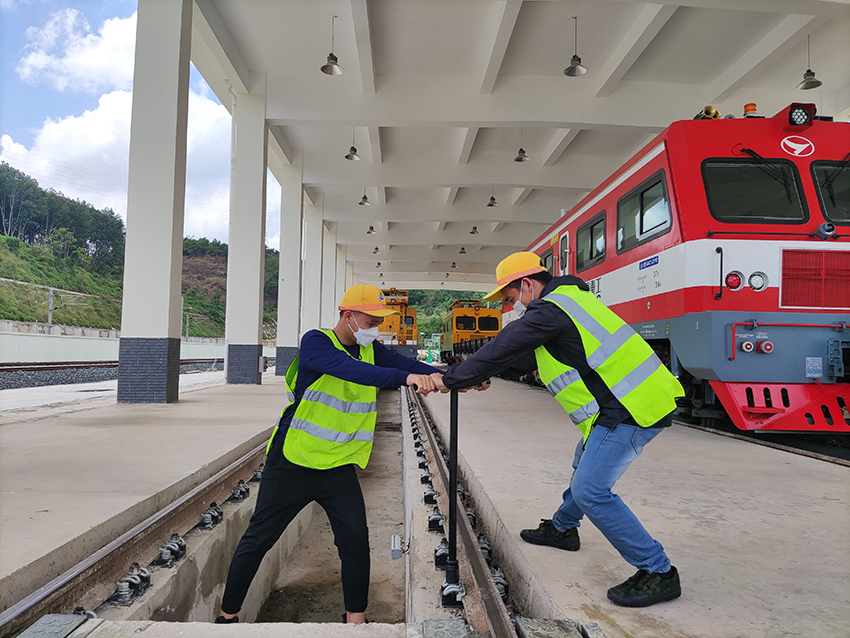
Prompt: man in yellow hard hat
<box><xmin>432</xmin><ymin>252</ymin><xmax>685</xmax><ymax>608</ymax></box>
<box><xmin>217</xmin><ymin>284</ymin><xmax>441</xmax><ymax>625</ymax></box>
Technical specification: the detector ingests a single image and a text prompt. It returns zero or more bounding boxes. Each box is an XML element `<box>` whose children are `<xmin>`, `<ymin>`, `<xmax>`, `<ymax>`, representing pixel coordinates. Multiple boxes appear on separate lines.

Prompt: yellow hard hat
<box><xmin>483</xmin><ymin>252</ymin><xmax>547</xmax><ymax>302</ymax></box>
<box><xmin>339</xmin><ymin>284</ymin><xmax>400</xmax><ymax>316</ymax></box>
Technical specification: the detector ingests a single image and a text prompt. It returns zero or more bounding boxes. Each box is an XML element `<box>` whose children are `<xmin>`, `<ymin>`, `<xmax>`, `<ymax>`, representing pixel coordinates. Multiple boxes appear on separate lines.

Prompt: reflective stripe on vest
<box><xmin>289</xmin><ymin>417</ymin><xmax>375</xmax><ymax>444</ymax></box>
<box><xmin>282</xmin><ymin>329</ymin><xmax>378</xmax><ymax>470</ymax></box>
<box><xmin>535</xmin><ymin>285</ymin><xmax>683</xmax><ymax>440</ymax></box>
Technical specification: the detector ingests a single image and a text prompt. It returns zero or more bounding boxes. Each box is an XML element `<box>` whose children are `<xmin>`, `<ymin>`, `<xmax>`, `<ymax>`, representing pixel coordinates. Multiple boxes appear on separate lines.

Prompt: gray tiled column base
<box><xmin>117</xmin><ymin>337</ymin><xmax>181</xmax><ymax>403</ymax></box>
<box><xmin>227</xmin><ymin>343</ymin><xmax>262</xmax><ymax>384</ymax></box>
<box><xmin>275</xmin><ymin>346</ymin><xmax>298</xmax><ymax>376</ymax></box>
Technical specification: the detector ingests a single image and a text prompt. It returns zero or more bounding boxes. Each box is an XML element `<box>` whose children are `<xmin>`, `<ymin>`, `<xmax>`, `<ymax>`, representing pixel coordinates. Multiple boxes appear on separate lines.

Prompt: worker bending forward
<box><xmin>217</xmin><ymin>285</ymin><xmax>440</xmax><ymax>624</ymax></box>
<box><xmin>433</xmin><ymin>252</ymin><xmax>685</xmax><ymax>608</ymax></box>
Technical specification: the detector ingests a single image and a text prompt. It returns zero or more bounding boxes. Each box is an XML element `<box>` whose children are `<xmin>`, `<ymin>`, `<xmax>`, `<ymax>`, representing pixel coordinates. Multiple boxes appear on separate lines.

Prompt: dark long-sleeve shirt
<box><xmin>276</xmin><ymin>329</ymin><xmax>441</xmax><ymax>436</ymax></box>
<box><xmin>441</xmin><ymin>275</ymin><xmax>671</xmax><ymax>430</ymax></box>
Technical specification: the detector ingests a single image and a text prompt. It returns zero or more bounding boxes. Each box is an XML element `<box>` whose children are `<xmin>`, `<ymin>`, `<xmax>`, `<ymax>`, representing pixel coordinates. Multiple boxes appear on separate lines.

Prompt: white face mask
<box><xmin>513</xmin><ymin>282</ymin><xmax>529</xmax><ymax>318</ymax></box>
<box><xmin>350</xmin><ymin>315</ymin><xmax>380</xmax><ymax>347</ymax></box>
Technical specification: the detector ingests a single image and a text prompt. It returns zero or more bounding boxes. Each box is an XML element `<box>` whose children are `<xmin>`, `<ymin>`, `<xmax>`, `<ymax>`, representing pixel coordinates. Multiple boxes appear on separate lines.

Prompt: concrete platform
<box><xmin>0</xmin><ymin>371</ymin><xmax>283</xmax><ymax>612</ymax></box>
<box><xmin>423</xmin><ymin>380</ymin><xmax>850</xmax><ymax>638</ymax></box>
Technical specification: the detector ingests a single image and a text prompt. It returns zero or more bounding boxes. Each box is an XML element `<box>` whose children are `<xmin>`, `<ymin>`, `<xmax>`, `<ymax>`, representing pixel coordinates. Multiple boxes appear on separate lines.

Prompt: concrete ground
<box><xmin>424</xmin><ymin>380</ymin><xmax>850</xmax><ymax>638</ymax></box>
<box><xmin>0</xmin><ymin>370</ymin><xmax>283</xmax><ymax>611</ymax></box>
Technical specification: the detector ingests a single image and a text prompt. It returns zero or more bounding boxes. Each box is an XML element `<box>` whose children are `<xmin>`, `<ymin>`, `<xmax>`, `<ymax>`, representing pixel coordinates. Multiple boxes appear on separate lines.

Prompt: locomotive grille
<box><xmin>781</xmin><ymin>249</ymin><xmax>850</xmax><ymax>308</ymax></box>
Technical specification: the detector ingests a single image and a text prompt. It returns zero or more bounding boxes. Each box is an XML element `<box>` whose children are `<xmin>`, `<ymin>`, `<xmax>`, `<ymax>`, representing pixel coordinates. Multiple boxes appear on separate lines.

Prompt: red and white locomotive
<box><xmin>515</xmin><ymin>103</ymin><xmax>850</xmax><ymax>434</ymax></box>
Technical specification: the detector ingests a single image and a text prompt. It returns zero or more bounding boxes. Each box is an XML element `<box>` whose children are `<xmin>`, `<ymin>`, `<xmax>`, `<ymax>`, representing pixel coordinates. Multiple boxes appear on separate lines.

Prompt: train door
<box><xmin>559</xmin><ymin>233</ymin><xmax>569</xmax><ymax>275</ymax></box>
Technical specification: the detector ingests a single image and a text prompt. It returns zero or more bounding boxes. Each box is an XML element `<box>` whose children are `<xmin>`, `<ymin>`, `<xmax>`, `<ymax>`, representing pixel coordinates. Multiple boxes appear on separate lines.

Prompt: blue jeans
<box><xmin>551</xmin><ymin>424</ymin><xmax>671</xmax><ymax>574</ymax></box>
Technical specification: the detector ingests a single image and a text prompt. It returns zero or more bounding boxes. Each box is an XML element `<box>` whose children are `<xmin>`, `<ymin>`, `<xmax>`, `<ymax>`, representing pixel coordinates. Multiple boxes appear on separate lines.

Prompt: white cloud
<box><xmin>16</xmin><ymin>9</ymin><xmax>136</xmax><ymax>93</ymax></box>
<box><xmin>0</xmin><ymin>87</ymin><xmax>238</xmax><ymax>245</ymax></box>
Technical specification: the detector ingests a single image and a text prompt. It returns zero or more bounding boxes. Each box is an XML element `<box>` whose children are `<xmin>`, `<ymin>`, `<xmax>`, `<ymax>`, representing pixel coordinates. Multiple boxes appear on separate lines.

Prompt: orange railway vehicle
<box><xmin>440</xmin><ymin>300</ymin><xmax>501</xmax><ymax>364</ymax></box>
<box><xmin>379</xmin><ymin>289</ymin><xmax>418</xmax><ymax>358</ymax></box>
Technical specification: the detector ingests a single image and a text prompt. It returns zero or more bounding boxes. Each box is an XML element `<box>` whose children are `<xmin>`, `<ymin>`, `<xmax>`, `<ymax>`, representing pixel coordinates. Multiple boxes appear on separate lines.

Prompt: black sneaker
<box><xmin>607</xmin><ymin>566</ymin><xmax>681</xmax><ymax>607</ymax></box>
<box><xmin>519</xmin><ymin>519</ymin><xmax>580</xmax><ymax>551</ymax></box>
<box><xmin>214</xmin><ymin>615</ymin><xmax>238</xmax><ymax>623</ymax></box>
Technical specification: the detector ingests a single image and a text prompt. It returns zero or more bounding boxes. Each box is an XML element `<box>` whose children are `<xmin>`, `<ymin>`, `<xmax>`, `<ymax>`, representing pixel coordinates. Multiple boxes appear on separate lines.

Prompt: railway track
<box><xmin>0</xmin><ymin>359</ymin><xmax>223</xmax><ymax>373</ymax></box>
<box><xmin>0</xmin><ymin>444</ymin><xmax>265</xmax><ymax>638</ymax></box>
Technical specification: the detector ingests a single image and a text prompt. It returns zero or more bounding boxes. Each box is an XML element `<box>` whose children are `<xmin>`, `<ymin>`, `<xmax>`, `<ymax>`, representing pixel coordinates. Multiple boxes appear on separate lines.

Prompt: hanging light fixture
<box><xmin>797</xmin><ymin>35</ymin><xmax>822</xmax><ymax>90</ymax></box>
<box><xmin>486</xmin><ymin>187</ymin><xmax>497</xmax><ymax>207</ymax></box>
<box><xmin>564</xmin><ymin>17</ymin><xmax>588</xmax><ymax>77</ymax></box>
<box><xmin>451</xmin><ymin>262</ymin><xmax>457</xmax><ymax>269</ymax></box>
<box><xmin>376</xmin><ymin>261</ymin><xmax>381</xmax><ymax>267</ymax></box>
<box><xmin>345</xmin><ymin>127</ymin><xmax>360</xmax><ymax>161</ymax></box>
<box><xmin>514</xmin><ymin>127</ymin><xmax>529</xmax><ymax>162</ymax></box>
<box><xmin>470</xmin><ymin>224</ymin><xmax>479</xmax><ymax>235</ymax></box>
<box><xmin>366</xmin><ymin>224</ymin><xmax>376</xmax><ymax>234</ymax></box>
<box><xmin>359</xmin><ymin>187</ymin><xmax>370</xmax><ymax>206</ymax></box>
<box><xmin>373</xmin><ymin>246</ymin><xmax>380</xmax><ymax>254</ymax></box>
<box><xmin>459</xmin><ymin>246</ymin><xmax>467</xmax><ymax>255</ymax></box>
<box><xmin>320</xmin><ymin>15</ymin><xmax>344</xmax><ymax>75</ymax></box>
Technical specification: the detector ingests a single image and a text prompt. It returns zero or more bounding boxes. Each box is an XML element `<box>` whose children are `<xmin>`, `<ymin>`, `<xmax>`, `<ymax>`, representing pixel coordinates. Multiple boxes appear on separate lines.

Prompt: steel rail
<box><xmin>406</xmin><ymin>388</ymin><xmax>516</xmax><ymax>638</ymax></box>
<box><xmin>0</xmin><ymin>443</ymin><xmax>266</xmax><ymax>637</ymax></box>
<box><xmin>0</xmin><ymin>359</ymin><xmax>224</xmax><ymax>372</ymax></box>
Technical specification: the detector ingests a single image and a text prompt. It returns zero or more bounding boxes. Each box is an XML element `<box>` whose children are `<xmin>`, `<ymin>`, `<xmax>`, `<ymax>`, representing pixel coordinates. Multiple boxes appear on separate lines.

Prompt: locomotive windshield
<box><xmin>812</xmin><ymin>160</ymin><xmax>850</xmax><ymax>224</ymax></box>
<box><xmin>455</xmin><ymin>316</ymin><xmax>476</xmax><ymax>331</ymax></box>
<box><xmin>478</xmin><ymin>316</ymin><xmax>499</xmax><ymax>331</ymax></box>
<box><xmin>702</xmin><ymin>158</ymin><xmax>807</xmax><ymax>223</ymax></box>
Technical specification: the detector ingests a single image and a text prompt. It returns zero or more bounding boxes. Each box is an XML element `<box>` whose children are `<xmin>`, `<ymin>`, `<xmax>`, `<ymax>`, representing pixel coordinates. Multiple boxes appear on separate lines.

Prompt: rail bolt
<box><xmin>424</xmin><ymin>485</ymin><xmax>438</xmax><ymax>505</ymax></box>
<box><xmin>756</xmin><ymin>340</ymin><xmax>774</xmax><ymax>354</ymax></box>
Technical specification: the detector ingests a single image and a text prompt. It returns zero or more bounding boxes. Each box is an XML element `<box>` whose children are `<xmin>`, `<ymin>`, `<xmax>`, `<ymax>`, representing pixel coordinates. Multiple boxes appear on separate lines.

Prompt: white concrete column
<box><xmin>225</xmin><ymin>82</ymin><xmax>267</xmax><ymax>384</ymax></box>
<box><xmin>320</xmin><ymin>225</ymin><xmax>338</xmax><ymax>328</ymax></box>
<box><xmin>301</xmin><ymin>204</ymin><xmax>323</xmax><ymax>334</ymax></box>
<box><xmin>335</xmin><ymin>246</ymin><xmax>346</xmax><ymax>307</ymax></box>
<box><xmin>274</xmin><ymin>164</ymin><xmax>303</xmax><ymax>374</ymax></box>
<box><xmin>345</xmin><ymin>261</ymin><xmax>354</xmax><ymax>290</ymax></box>
<box><xmin>118</xmin><ymin>0</ymin><xmax>192</xmax><ymax>403</ymax></box>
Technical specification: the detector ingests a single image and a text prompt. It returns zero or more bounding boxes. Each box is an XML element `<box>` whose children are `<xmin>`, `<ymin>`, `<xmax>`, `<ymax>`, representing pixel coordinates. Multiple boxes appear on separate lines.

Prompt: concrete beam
<box><xmin>542</xmin><ymin>129</ymin><xmax>581</xmax><ymax>167</ymax></box>
<box><xmin>351</xmin><ymin>0</ymin><xmax>376</xmax><ymax>94</ymax></box>
<box><xmin>479</xmin><ymin>1</ymin><xmax>523</xmax><ymax>95</ymax></box>
<box><xmin>458</xmin><ymin>127</ymin><xmax>479</xmax><ymax>165</ymax></box>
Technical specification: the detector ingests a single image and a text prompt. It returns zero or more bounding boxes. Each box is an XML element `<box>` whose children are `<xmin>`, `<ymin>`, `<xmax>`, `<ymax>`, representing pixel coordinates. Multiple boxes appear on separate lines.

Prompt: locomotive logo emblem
<box><xmin>780</xmin><ymin>136</ymin><xmax>815</xmax><ymax>157</ymax></box>
<box><xmin>378</xmin><ymin>292</ymin><xmax>385</xmax><ymax>302</ymax></box>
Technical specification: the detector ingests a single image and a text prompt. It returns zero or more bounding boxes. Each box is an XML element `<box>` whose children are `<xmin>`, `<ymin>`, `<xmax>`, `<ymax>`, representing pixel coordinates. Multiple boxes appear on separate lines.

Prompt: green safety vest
<box><xmin>535</xmin><ymin>285</ymin><xmax>684</xmax><ymax>441</ymax></box>
<box><xmin>267</xmin><ymin>329</ymin><xmax>378</xmax><ymax>470</ymax></box>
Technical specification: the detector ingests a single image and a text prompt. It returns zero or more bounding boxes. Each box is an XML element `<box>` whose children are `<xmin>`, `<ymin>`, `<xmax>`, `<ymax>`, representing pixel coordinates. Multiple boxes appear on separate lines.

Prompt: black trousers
<box><xmin>220</xmin><ymin>434</ymin><xmax>370</xmax><ymax>614</ymax></box>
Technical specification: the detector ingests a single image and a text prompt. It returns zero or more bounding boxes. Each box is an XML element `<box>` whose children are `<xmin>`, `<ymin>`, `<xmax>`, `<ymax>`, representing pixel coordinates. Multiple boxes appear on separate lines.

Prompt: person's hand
<box><xmin>407</xmin><ymin>373</ymin><xmax>437</xmax><ymax>396</ymax></box>
<box><xmin>431</xmin><ymin>373</ymin><xmax>450</xmax><ymax>393</ymax></box>
<box><xmin>473</xmin><ymin>379</ymin><xmax>491</xmax><ymax>392</ymax></box>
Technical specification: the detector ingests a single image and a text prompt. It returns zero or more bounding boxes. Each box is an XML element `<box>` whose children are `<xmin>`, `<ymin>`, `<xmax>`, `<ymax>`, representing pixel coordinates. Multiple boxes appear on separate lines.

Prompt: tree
<box><xmin>48</xmin><ymin>227</ymin><xmax>77</xmax><ymax>259</ymax></box>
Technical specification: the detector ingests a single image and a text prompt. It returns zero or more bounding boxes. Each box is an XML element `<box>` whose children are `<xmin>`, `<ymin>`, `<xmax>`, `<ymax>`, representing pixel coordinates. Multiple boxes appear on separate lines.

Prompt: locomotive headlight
<box><xmin>748</xmin><ymin>272</ymin><xmax>768</xmax><ymax>291</ymax></box>
<box><xmin>789</xmin><ymin>106</ymin><xmax>811</xmax><ymax>126</ymax></box>
<box><xmin>725</xmin><ymin>271</ymin><xmax>744</xmax><ymax>290</ymax></box>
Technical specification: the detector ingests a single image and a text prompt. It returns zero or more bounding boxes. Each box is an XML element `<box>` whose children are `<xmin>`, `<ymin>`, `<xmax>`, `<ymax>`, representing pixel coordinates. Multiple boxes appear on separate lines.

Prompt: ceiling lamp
<box><xmin>459</xmin><ymin>246</ymin><xmax>467</xmax><ymax>255</ymax></box>
<box><xmin>345</xmin><ymin>127</ymin><xmax>360</xmax><ymax>161</ymax></box>
<box><xmin>366</xmin><ymin>224</ymin><xmax>376</xmax><ymax>234</ymax></box>
<box><xmin>376</xmin><ymin>261</ymin><xmax>381</xmax><ymax>267</ymax></box>
<box><xmin>470</xmin><ymin>224</ymin><xmax>479</xmax><ymax>235</ymax></box>
<box><xmin>359</xmin><ymin>188</ymin><xmax>370</xmax><ymax>206</ymax></box>
<box><xmin>373</xmin><ymin>246</ymin><xmax>380</xmax><ymax>254</ymax></box>
<box><xmin>797</xmin><ymin>35</ymin><xmax>822</xmax><ymax>90</ymax></box>
<box><xmin>514</xmin><ymin>127</ymin><xmax>529</xmax><ymax>162</ymax></box>
<box><xmin>320</xmin><ymin>15</ymin><xmax>343</xmax><ymax>75</ymax></box>
<box><xmin>564</xmin><ymin>17</ymin><xmax>588</xmax><ymax>77</ymax></box>
<box><xmin>451</xmin><ymin>262</ymin><xmax>457</xmax><ymax>269</ymax></box>
<box><xmin>486</xmin><ymin>187</ymin><xmax>497</xmax><ymax>207</ymax></box>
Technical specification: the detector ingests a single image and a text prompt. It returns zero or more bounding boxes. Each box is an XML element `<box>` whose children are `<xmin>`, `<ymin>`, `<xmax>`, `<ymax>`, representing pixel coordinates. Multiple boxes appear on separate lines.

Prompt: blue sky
<box><xmin>0</xmin><ymin>0</ymin><xmax>281</xmax><ymax>248</ymax></box>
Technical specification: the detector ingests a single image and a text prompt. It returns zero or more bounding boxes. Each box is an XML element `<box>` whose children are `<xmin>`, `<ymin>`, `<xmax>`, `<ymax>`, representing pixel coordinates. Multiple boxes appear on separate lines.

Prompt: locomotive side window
<box><xmin>560</xmin><ymin>234</ymin><xmax>569</xmax><ymax>275</ymax></box>
<box><xmin>540</xmin><ymin>249</ymin><xmax>554</xmax><ymax>274</ymax></box>
<box><xmin>404</xmin><ymin>316</ymin><xmax>415</xmax><ymax>325</ymax></box>
<box><xmin>456</xmin><ymin>316</ymin><xmax>476</xmax><ymax>331</ymax></box>
<box><xmin>478</xmin><ymin>316</ymin><xmax>499</xmax><ymax>331</ymax></box>
<box><xmin>812</xmin><ymin>161</ymin><xmax>850</xmax><ymax>224</ymax></box>
<box><xmin>616</xmin><ymin>172</ymin><xmax>671</xmax><ymax>253</ymax></box>
<box><xmin>575</xmin><ymin>212</ymin><xmax>606</xmax><ymax>272</ymax></box>
<box><xmin>702</xmin><ymin>159</ymin><xmax>808</xmax><ymax>223</ymax></box>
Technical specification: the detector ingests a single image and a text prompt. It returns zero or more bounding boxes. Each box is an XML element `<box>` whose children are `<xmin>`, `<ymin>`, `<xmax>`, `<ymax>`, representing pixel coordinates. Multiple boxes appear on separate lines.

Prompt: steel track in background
<box><xmin>0</xmin><ymin>359</ymin><xmax>222</xmax><ymax>373</ymax></box>
<box><xmin>0</xmin><ymin>445</ymin><xmax>265</xmax><ymax>638</ymax></box>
